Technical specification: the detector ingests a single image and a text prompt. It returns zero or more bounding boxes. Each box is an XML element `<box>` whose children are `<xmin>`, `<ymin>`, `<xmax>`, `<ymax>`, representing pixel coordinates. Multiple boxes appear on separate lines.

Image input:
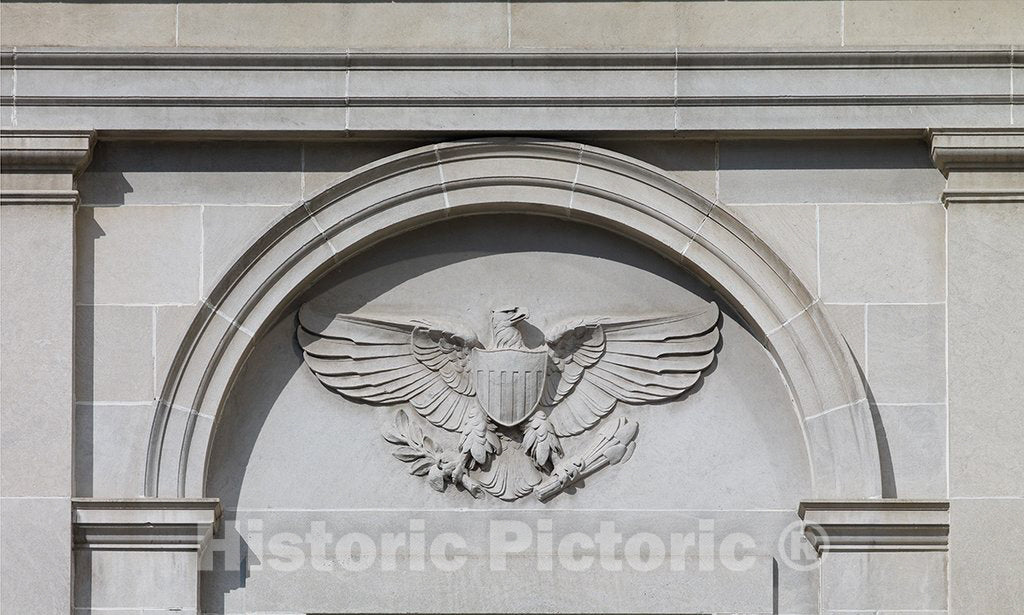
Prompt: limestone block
<box><xmin>512</xmin><ymin>1</ymin><xmax>840</xmax><ymax>49</ymax></box>
<box><xmin>825</xmin><ymin>303</ymin><xmax>866</xmax><ymax>370</ymax></box>
<box><xmin>78</xmin><ymin>141</ymin><xmax>302</xmax><ymax>207</ymax></box>
<box><xmin>819</xmin><ymin>203</ymin><xmax>945</xmax><ymax>304</ymax></box>
<box><xmin>0</xmin><ymin>498</ymin><xmax>71</xmax><ymax>614</ymax></box>
<box><xmin>511</xmin><ymin>2</ymin><xmax>678</xmax><ymax>49</ymax></box>
<box><xmin>727</xmin><ymin>203</ymin><xmax>819</xmax><ymax>298</ymax></box>
<box><xmin>202</xmin><ymin>205</ymin><xmax>290</xmax><ymax>295</ymax></box>
<box><xmin>177</xmin><ymin>2</ymin><xmax>505</xmax><ymax>49</ymax></box>
<box><xmin>866</xmin><ymin>304</ymin><xmax>946</xmax><ymax>404</ymax></box>
<box><xmin>675</xmin><ymin>0</ymin><xmax>840</xmax><ymax>47</ymax></box>
<box><xmin>176</xmin><ymin>3</ymin><xmax>347</xmax><ymax>48</ymax></box>
<box><xmin>822</xmin><ymin>551</ymin><xmax>947</xmax><ymax>611</ymax></box>
<box><xmin>342</xmin><ymin>2</ymin><xmax>507</xmax><ymax>49</ymax></box>
<box><xmin>947</xmin><ymin>200</ymin><xmax>1024</xmax><ymax>497</ymax></box>
<box><xmin>0</xmin><ymin>204</ymin><xmax>74</xmax><ymax>497</ymax></box>
<box><xmin>75</xmin><ymin>403</ymin><xmax>154</xmax><ymax>498</ymax></box>
<box><xmin>0</xmin><ymin>2</ymin><xmax>175</xmax><ymax>47</ymax></box>
<box><xmin>347</xmin><ymin>101</ymin><xmax>677</xmax><ymax>134</ymax></box>
<box><xmin>75</xmin><ymin>305</ymin><xmax>153</xmax><ymax>402</ymax></box>
<box><xmin>74</xmin><ymin>549</ymin><xmax>198</xmax><ymax>610</ymax></box>
<box><xmin>876</xmin><ymin>404</ymin><xmax>947</xmax><ymax>498</ymax></box>
<box><xmin>949</xmin><ymin>499</ymin><xmax>1024</xmax><ymax>614</ymax></box>
<box><xmin>76</xmin><ymin>206</ymin><xmax>201</xmax><ymax>305</ymax></box>
<box><xmin>719</xmin><ymin>140</ymin><xmax>944</xmax><ymax>205</ymax></box>
<box><xmin>845</xmin><ymin>0</ymin><xmax>1024</xmax><ymax>46</ymax></box>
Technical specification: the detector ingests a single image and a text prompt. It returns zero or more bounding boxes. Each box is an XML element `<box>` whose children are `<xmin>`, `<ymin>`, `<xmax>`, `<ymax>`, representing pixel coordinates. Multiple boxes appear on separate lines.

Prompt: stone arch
<box><xmin>146</xmin><ymin>138</ymin><xmax>881</xmax><ymax>499</ymax></box>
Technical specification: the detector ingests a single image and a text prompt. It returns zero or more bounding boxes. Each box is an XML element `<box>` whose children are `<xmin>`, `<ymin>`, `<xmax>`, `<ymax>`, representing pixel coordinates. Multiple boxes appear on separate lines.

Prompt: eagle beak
<box><xmin>511</xmin><ymin>308</ymin><xmax>529</xmax><ymax>323</ymax></box>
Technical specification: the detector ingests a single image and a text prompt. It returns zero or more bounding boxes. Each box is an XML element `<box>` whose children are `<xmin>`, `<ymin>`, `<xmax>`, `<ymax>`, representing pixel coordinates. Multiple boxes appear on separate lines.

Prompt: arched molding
<box><xmin>145</xmin><ymin>138</ymin><xmax>881</xmax><ymax>499</ymax></box>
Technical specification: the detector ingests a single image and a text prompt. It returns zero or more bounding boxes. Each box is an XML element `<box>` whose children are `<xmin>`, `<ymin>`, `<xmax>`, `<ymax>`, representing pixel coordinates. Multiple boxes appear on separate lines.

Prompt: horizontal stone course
<box><xmin>5</xmin><ymin>1</ymin><xmax>1021</xmax><ymax>50</ymax></box>
<box><xmin>845</xmin><ymin>0</ymin><xmax>1024</xmax><ymax>46</ymax></box>
<box><xmin>0</xmin><ymin>2</ymin><xmax>175</xmax><ymax>47</ymax></box>
<box><xmin>177</xmin><ymin>2</ymin><xmax>507</xmax><ymax>49</ymax></box>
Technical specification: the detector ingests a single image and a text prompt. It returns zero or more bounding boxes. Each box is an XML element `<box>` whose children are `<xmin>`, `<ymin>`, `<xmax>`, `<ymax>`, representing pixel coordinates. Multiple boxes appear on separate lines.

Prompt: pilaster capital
<box><xmin>0</xmin><ymin>130</ymin><xmax>96</xmax><ymax>206</ymax></box>
<box><xmin>72</xmin><ymin>498</ymin><xmax>222</xmax><ymax>552</ymax></box>
<box><xmin>798</xmin><ymin>500</ymin><xmax>950</xmax><ymax>554</ymax></box>
<box><xmin>930</xmin><ymin>129</ymin><xmax>1024</xmax><ymax>206</ymax></box>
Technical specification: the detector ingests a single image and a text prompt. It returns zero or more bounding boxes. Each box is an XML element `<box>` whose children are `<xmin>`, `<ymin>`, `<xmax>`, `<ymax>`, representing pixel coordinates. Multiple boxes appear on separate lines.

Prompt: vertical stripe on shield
<box><xmin>472</xmin><ymin>350</ymin><xmax>548</xmax><ymax>426</ymax></box>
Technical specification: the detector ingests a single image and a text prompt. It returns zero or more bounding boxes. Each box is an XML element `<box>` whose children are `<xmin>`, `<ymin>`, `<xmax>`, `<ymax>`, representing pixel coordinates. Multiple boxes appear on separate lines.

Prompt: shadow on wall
<box><xmin>72</xmin><ymin>211</ymin><xmax>105</xmax><ymax>496</ymax></box>
<box><xmin>716</xmin><ymin>139</ymin><xmax>937</xmax><ymax>171</ymax></box>
<box><xmin>851</xmin><ymin>350</ymin><xmax>897</xmax><ymax>499</ymax></box>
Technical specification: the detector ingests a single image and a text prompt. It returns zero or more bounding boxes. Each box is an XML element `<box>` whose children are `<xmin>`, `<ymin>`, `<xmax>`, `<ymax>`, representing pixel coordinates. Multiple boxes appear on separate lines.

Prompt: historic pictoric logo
<box><xmin>298</xmin><ymin>301</ymin><xmax>721</xmax><ymax>501</ymax></box>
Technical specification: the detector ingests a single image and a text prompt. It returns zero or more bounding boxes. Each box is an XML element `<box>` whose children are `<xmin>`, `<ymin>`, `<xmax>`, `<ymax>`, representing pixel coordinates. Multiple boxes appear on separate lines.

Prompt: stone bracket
<box><xmin>930</xmin><ymin>129</ymin><xmax>1024</xmax><ymax>206</ymax></box>
<box><xmin>72</xmin><ymin>498</ymin><xmax>222</xmax><ymax>552</ymax></box>
<box><xmin>0</xmin><ymin>130</ymin><xmax>95</xmax><ymax>205</ymax></box>
<box><xmin>799</xmin><ymin>500</ymin><xmax>950</xmax><ymax>554</ymax></box>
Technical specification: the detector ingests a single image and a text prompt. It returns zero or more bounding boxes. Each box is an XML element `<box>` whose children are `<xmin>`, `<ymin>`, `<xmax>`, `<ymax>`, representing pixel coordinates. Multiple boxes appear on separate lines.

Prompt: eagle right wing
<box><xmin>542</xmin><ymin>301</ymin><xmax>721</xmax><ymax>436</ymax></box>
<box><xmin>297</xmin><ymin>304</ymin><xmax>480</xmax><ymax>431</ymax></box>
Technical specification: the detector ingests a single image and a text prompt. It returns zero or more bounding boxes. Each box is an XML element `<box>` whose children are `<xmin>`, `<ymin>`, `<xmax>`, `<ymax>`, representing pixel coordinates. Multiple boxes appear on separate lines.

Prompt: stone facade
<box><xmin>1</xmin><ymin>2</ymin><xmax>1022</xmax><ymax>614</ymax></box>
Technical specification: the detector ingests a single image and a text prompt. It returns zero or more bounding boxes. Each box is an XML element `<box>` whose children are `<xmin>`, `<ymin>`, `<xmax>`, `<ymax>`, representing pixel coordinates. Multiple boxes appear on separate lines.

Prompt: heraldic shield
<box><xmin>472</xmin><ymin>347</ymin><xmax>548</xmax><ymax>427</ymax></box>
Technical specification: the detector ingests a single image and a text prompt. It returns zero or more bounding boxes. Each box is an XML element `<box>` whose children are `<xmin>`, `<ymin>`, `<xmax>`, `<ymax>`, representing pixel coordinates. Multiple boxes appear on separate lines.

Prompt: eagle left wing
<box><xmin>297</xmin><ymin>304</ymin><xmax>481</xmax><ymax>432</ymax></box>
<box><xmin>542</xmin><ymin>301</ymin><xmax>721</xmax><ymax>437</ymax></box>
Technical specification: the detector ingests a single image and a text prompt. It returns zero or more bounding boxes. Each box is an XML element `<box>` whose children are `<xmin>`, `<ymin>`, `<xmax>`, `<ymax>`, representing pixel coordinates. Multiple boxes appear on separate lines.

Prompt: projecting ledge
<box><xmin>799</xmin><ymin>500</ymin><xmax>950</xmax><ymax>554</ymax></box>
<box><xmin>72</xmin><ymin>498</ymin><xmax>221</xmax><ymax>551</ymax></box>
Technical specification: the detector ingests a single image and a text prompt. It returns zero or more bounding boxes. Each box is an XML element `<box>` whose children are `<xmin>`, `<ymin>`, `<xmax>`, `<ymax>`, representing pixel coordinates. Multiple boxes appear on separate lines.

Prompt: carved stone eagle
<box><xmin>297</xmin><ymin>301</ymin><xmax>721</xmax><ymax>501</ymax></box>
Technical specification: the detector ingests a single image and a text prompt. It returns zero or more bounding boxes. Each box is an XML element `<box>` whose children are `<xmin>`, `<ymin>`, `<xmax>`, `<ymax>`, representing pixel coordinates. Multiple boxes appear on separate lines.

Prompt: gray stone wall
<box><xmin>72</xmin><ymin>137</ymin><xmax>952</xmax><ymax>504</ymax></box>
<box><xmin>1</xmin><ymin>2</ymin><xmax>1022</xmax><ymax>614</ymax></box>
<box><xmin>62</xmin><ymin>137</ymin><xmax>966</xmax><ymax>613</ymax></box>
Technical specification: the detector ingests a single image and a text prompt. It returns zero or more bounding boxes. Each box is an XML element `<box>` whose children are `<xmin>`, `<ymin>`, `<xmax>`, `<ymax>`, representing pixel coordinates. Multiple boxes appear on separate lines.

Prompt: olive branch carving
<box><xmin>383</xmin><ymin>409</ymin><xmax>485</xmax><ymax>498</ymax></box>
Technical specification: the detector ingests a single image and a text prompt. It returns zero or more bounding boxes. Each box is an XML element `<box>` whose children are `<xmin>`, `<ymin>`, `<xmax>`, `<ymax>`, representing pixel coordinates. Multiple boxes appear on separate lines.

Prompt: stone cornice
<box><xmin>799</xmin><ymin>500</ymin><xmax>950</xmax><ymax>554</ymax></box>
<box><xmin>1</xmin><ymin>47</ymin><xmax>1014</xmax><ymax>68</ymax></box>
<box><xmin>0</xmin><ymin>130</ymin><xmax>95</xmax><ymax>174</ymax></box>
<box><xmin>931</xmin><ymin>129</ymin><xmax>1024</xmax><ymax>175</ymax></box>
<box><xmin>930</xmin><ymin>129</ymin><xmax>1024</xmax><ymax>205</ymax></box>
<box><xmin>72</xmin><ymin>498</ymin><xmax>221</xmax><ymax>551</ymax></box>
<box><xmin>0</xmin><ymin>189</ymin><xmax>80</xmax><ymax>207</ymax></box>
<box><xmin>1</xmin><ymin>49</ymin><xmax>1016</xmax><ymax>135</ymax></box>
<box><xmin>0</xmin><ymin>130</ymin><xmax>96</xmax><ymax>206</ymax></box>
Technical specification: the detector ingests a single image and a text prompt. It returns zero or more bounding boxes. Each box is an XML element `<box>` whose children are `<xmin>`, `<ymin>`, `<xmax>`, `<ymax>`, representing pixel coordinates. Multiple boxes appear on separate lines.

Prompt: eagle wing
<box><xmin>297</xmin><ymin>304</ymin><xmax>481</xmax><ymax>431</ymax></box>
<box><xmin>541</xmin><ymin>301</ymin><xmax>721</xmax><ymax>436</ymax></box>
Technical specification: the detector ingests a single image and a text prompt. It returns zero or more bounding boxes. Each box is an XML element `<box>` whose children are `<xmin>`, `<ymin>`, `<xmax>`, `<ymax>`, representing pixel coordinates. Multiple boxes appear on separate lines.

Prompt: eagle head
<box><xmin>490</xmin><ymin>306</ymin><xmax>528</xmax><ymax>349</ymax></box>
